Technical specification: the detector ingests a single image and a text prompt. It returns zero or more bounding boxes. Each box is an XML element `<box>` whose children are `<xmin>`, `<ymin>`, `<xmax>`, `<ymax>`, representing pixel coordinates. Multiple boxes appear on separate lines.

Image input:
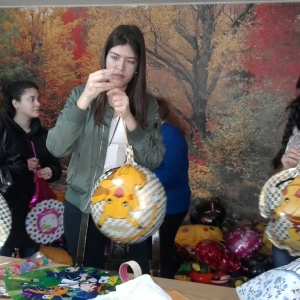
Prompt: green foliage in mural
<box><xmin>204</xmin><ymin>85</ymin><xmax>285</xmax><ymax>217</ymax></box>
<box><xmin>0</xmin><ymin>9</ymin><xmax>34</xmax><ymax>83</ymax></box>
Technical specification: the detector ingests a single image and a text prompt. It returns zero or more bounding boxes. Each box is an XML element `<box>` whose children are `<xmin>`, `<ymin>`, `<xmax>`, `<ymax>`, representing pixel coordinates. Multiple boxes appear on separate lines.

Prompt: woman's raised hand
<box><xmin>107</xmin><ymin>88</ymin><xmax>137</xmax><ymax>131</ymax></box>
<box><xmin>107</xmin><ymin>88</ymin><xmax>131</xmax><ymax>119</ymax></box>
<box><xmin>77</xmin><ymin>69</ymin><xmax>116</xmax><ymax>110</ymax></box>
<box><xmin>281</xmin><ymin>146</ymin><xmax>300</xmax><ymax>170</ymax></box>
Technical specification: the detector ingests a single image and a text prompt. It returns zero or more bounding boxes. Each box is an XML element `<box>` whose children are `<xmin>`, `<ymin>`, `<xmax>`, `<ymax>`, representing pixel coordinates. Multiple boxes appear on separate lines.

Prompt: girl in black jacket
<box><xmin>0</xmin><ymin>81</ymin><xmax>62</xmax><ymax>258</ymax></box>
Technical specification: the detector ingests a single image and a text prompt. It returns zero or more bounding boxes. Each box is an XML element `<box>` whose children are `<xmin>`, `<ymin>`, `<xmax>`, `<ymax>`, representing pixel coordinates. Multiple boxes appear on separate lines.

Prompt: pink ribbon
<box><xmin>29</xmin><ymin>142</ymin><xmax>40</xmax><ymax>209</ymax></box>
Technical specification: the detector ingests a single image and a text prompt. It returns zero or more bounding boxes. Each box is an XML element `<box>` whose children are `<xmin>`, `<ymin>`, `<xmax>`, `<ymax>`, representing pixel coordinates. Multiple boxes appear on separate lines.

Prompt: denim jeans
<box><xmin>272</xmin><ymin>245</ymin><xmax>299</xmax><ymax>268</ymax></box>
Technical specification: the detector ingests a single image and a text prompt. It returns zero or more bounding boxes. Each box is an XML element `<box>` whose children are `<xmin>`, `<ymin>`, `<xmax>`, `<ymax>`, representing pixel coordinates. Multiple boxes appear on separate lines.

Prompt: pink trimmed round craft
<box><xmin>26</xmin><ymin>199</ymin><xmax>64</xmax><ymax>244</ymax></box>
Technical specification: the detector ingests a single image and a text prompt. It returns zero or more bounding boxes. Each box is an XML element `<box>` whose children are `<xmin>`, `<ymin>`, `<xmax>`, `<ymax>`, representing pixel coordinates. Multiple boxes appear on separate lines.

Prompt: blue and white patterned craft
<box><xmin>236</xmin><ymin>258</ymin><xmax>300</xmax><ymax>300</ymax></box>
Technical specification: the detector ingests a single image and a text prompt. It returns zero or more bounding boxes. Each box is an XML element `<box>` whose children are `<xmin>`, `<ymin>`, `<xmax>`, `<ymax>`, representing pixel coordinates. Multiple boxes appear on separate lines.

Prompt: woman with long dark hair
<box><xmin>273</xmin><ymin>77</ymin><xmax>300</xmax><ymax>171</ymax></box>
<box><xmin>271</xmin><ymin>78</ymin><xmax>300</xmax><ymax>267</ymax></box>
<box><xmin>47</xmin><ymin>25</ymin><xmax>165</xmax><ymax>273</ymax></box>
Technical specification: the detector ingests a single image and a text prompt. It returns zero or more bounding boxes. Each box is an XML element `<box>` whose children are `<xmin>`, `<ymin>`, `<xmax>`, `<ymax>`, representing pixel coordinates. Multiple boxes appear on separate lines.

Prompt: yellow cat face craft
<box><xmin>259</xmin><ymin>164</ymin><xmax>300</xmax><ymax>256</ymax></box>
<box><xmin>90</xmin><ymin>164</ymin><xmax>167</xmax><ymax>244</ymax></box>
<box><xmin>273</xmin><ymin>178</ymin><xmax>300</xmax><ymax>247</ymax></box>
<box><xmin>275</xmin><ymin>178</ymin><xmax>300</xmax><ymax>219</ymax></box>
<box><xmin>91</xmin><ymin>166</ymin><xmax>146</xmax><ymax>228</ymax></box>
<box><xmin>92</xmin><ymin>186</ymin><xmax>141</xmax><ymax>228</ymax></box>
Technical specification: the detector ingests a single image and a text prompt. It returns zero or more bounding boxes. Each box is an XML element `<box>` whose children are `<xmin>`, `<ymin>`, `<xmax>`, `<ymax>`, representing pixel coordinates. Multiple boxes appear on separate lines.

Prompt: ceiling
<box><xmin>0</xmin><ymin>0</ymin><xmax>300</xmax><ymax>8</ymax></box>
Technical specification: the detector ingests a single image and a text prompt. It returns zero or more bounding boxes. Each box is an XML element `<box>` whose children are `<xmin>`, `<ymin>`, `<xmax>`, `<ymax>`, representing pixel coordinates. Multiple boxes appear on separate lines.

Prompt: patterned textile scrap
<box><xmin>236</xmin><ymin>258</ymin><xmax>300</xmax><ymax>300</ymax></box>
<box><xmin>4</xmin><ymin>266</ymin><xmax>122</xmax><ymax>299</ymax></box>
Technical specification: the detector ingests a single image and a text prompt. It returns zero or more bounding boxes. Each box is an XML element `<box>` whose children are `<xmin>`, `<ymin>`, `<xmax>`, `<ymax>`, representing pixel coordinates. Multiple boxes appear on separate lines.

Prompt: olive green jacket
<box><xmin>46</xmin><ymin>85</ymin><xmax>165</xmax><ymax>212</ymax></box>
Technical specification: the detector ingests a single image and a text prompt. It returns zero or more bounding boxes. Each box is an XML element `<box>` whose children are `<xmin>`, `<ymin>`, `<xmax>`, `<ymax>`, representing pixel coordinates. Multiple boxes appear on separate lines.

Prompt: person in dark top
<box><xmin>0</xmin><ymin>80</ymin><xmax>62</xmax><ymax>258</ymax></box>
<box><xmin>154</xmin><ymin>97</ymin><xmax>191</xmax><ymax>278</ymax></box>
<box><xmin>46</xmin><ymin>25</ymin><xmax>165</xmax><ymax>272</ymax></box>
<box><xmin>271</xmin><ymin>77</ymin><xmax>300</xmax><ymax>267</ymax></box>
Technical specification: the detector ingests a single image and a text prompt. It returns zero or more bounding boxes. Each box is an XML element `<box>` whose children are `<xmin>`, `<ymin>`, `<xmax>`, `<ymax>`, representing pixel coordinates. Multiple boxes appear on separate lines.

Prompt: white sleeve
<box><xmin>286</xmin><ymin>126</ymin><xmax>300</xmax><ymax>152</ymax></box>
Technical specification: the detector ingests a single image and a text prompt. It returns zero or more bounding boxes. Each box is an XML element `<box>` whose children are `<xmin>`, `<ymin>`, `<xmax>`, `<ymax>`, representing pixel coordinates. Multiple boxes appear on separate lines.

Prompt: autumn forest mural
<box><xmin>0</xmin><ymin>4</ymin><xmax>300</xmax><ymax>220</ymax></box>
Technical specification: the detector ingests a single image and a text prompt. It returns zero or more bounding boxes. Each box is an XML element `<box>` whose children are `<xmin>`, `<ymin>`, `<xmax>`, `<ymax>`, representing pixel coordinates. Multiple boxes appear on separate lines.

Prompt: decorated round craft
<box><xmin>259</xmin><ymin>163</ymin><xmax>300</xmax><ymax>256</ymax></box>
<box><xmin>90</xmin><ymin>164</ymin><xmax>167</xmax><ymax>244</ymax></box>
<box><xmin>0</xmin><ymin>193</ymin><xmax>11</xmax><ymax>247</ymax></box>
<box><xmin>26</xmin><ymin>199</ymin><xmax>64</xmax><ymax>244</ymax></box>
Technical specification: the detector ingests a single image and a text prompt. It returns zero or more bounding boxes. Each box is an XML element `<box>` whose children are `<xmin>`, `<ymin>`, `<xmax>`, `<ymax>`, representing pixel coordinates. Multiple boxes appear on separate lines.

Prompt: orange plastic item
<box><xmin>39</xmin><ymin>246</ymin><xmax>72</xmax><ymax>265</ymax></box>
<box><xmin>52</xmin><ymin>190</ymin><xmax>66</xmax><ymax>203</ymax></box>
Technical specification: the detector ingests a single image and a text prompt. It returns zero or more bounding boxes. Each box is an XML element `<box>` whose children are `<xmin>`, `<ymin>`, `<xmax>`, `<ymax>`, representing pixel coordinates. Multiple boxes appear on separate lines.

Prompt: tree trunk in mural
<box><xmin>145</xmin><ymin>4</ymin><xmax>254</xmax><ymax>138</ymax></box>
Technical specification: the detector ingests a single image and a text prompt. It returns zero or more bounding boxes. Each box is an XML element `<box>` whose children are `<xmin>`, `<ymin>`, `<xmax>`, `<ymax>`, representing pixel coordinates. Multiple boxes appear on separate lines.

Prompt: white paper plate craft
<box><xmin>91</xmin><ymin>165</ymin><xmax>166</xmax><ymax>244</ymax></box>
<box><xmin>25</xmin><ymin>141</ymin><xmax>64</xmax><ymax>245</ymax></box>
<box><xmin>0</xmin><ymin>193</ymin><xmax>12</xmax><ymax>247</ymax></box>
<box><xmin>26</xmin><ymin>199</ymin><xmax>64</xmax><ymax>244</ymax></box>
<box><xmin>91</xmin><ymin>144</ymin><xmax>167</xmax><ymax>244</ymax></box>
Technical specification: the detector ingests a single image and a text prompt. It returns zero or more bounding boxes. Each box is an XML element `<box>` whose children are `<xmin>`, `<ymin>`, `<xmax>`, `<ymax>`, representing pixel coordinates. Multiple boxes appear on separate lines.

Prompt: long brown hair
<box><xmin>273</xmin><ymin>94</ymin><xmax>300</xmax><ymax>169</ymax></box>
<box><xmin>92</xmin><ymin>25</ymin><xmax>147</xmax><ymax>128</ymax></box>
<box><xmin>156</xmin><ymin>97</ymin><xmax>189</xmax><ymax>138</ymax></box>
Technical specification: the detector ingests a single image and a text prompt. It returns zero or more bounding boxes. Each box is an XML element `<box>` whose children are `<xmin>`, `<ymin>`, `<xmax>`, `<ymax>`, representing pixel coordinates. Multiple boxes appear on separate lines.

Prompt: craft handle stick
<box><xmin>31</xmin><ymin>141</ymin><xmax>37</xmax><ymax>158</ymax></box>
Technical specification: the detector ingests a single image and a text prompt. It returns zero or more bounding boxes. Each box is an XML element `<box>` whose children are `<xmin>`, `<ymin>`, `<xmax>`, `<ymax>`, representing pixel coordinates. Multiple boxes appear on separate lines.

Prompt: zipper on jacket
<box><xmin>84</xmin><ymin>124</ymin><xmax>105</xmax><ymax>212</ymax></box>
<box><xmin>155</xmin><ymin>115</ymin><xmax>158</xmax><ymax>139</ymax></box>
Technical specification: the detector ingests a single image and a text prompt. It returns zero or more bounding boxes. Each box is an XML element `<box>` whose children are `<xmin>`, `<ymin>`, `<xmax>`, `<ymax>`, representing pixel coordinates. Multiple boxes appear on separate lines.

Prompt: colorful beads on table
<box><xmin>0</xmin><ymin>251</ymin><xmax>51</xmax><ymax>277</ymax></box>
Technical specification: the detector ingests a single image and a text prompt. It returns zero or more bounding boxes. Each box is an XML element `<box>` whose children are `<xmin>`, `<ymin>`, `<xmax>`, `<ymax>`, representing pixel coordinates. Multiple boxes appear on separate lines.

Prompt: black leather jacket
<box><xmin>0</xmin><ymin>114</ymin><xmax>62</xmax><ymax>247</ymax></box>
